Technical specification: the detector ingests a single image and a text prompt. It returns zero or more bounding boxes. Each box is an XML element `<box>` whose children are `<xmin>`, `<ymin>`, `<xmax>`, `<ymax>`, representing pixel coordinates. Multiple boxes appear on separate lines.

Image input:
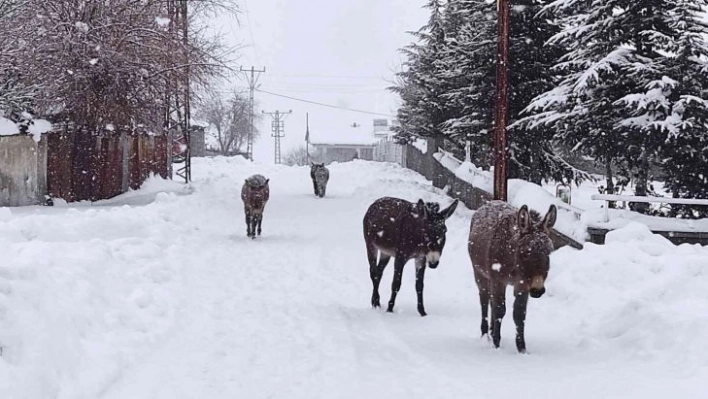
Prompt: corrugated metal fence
<box><xmin>1</xmin><ymin>127</ymin><xmax>169</xmax><ymax>206</ymax></box>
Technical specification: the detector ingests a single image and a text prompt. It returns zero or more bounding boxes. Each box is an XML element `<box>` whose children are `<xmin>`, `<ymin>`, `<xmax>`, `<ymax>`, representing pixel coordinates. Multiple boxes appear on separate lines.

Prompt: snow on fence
<box><xmin>591</xmin><ymin>194</ymin><xmax>708</xmax><ymax>222</ymax></box>
<box><xmin>1</xmin><ymin>126</ymin><xmax>169</xmax><ymax>206</ymax></box>
<box><xmin>378</xmin><ymin>141</ymin><xmax>584</xmax><ymax>249</ymax></box>
<box><xmin>372</xmin><ymin>136</ymin><xmax>406</xmax><ymax>167</ymax></box>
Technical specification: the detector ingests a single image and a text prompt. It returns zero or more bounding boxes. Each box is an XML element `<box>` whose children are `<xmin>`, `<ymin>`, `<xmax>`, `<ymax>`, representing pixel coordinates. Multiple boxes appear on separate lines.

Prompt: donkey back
<box><xmin>310</xmin><ymin>163</ymin><xmax>329</xmax><ymax>198</ymax></box>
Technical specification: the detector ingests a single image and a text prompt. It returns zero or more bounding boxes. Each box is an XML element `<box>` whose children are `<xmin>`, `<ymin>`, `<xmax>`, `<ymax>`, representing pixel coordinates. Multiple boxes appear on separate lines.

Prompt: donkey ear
<box><xmin>441</xmin><ymin>199</ymin><xmax>459</xmax><ymax>220</ymax></box>
<box><xmin>542</xmin><ymin>204</ymin><xmax>557</xmax><ymax>231</ymax></box>
<box><xmin>264</xmin><ymin>179</ymin><xmax>270</xmax><ymax>185</ymax></box>
<box><xmin>414</xmin><ymin>199</ymin><xmax>427</xmax><ymax>218</ymax></box>
<box><xmin>518</xmin><ymin>205</ymin><xmax>531</xmax><ymax>232</ymax></box>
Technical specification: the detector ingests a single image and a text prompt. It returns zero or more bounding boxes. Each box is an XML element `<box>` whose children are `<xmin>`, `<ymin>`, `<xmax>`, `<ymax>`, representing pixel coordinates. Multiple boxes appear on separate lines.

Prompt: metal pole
<box><xmin>241</xmin><ymin>66</ymin><xmax>266</xmax><ymax>161</ymax></box>
<box><xmin>306</xmin><ymin>112</ymin><xmax>310</xmax><ymax>162</ymax></box>
<box><xmin>263</xmin><ymin>109</ymin><xmax>291</xmax><ymax>164</ymax></box>
<box><xmin>493</xmin><ymin>0</ymin><xmax>510</xmax><ymax>201</ymax></box>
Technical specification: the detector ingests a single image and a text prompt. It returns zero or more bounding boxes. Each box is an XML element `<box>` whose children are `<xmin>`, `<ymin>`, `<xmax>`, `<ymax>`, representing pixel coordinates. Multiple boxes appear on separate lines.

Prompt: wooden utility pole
<box><xmin>240</xmin><ymin>66</ymin><xmax>266</xmax><ymax>161</ymax></box>
<box><xmin>493</xmin><ymin>0</ymin><xmax>511</xmax><ymax>201</ymax></box>
<box><xmin>263</xmin><ymin>109</ymin><xmax>292</xmax><ymax>164</ymax></box>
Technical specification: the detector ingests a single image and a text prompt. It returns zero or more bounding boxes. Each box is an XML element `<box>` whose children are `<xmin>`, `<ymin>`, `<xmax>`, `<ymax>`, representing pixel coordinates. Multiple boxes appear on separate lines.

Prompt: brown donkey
<box><xmin>241</xmin><ymin>174</ymin><xmax>270</xmax><ymax>238</ymax></box>
<box><xmin>363</xmin><ymin>197</ymin><xmax>458</xmax><ymax>316</ymax></box>
<box><xmin>468</xmin><ymin>200</ymin><xmax>556</xmax><ymax>352</ymax></box>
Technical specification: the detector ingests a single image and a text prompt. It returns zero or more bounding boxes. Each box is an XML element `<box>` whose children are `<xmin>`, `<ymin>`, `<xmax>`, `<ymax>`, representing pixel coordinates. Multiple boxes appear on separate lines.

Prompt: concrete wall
<box><xmin>0</xmin><ymin>135</ymin><xmax>48</xmax><ymax>206</ymax></box>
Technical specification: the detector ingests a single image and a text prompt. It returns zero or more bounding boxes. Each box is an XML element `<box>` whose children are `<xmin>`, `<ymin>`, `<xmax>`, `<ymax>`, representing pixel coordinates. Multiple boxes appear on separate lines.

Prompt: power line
<box><xmin>267</xmin><ymin>74</ymin><xmax>387</xmax><ymax>80</ymax></box>
<box><xmin>255</xmin><ymin>89</ymin><xmax>395</xmax><ymax>117</ymax></box>
<box><xmin>242</xmin><ymin>0</ymin><xmax>261</xmax><ymax>63</ymax></box>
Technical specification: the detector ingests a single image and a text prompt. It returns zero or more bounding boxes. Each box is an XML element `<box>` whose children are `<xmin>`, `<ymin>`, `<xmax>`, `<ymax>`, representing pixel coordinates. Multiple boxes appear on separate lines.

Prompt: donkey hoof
<box><xmin>418</xmin><ymin>310</ymin><xmax>427</xmax><ymax>317</ymax></box>
<box><xmin>386</xmin><ymin>306</ymin><xmax>394</xmax><ymax>313</ymax></box>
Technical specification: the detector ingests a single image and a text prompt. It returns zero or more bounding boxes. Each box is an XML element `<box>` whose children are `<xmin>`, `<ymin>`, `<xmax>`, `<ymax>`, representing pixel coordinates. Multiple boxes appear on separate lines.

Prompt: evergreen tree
<box><xmin>659</xmin><ymin>0</ymin><xmax>708</xmax><ymax>217</ymax></box>
<box><xmin>438</xmin><ymin>0</ymin><xmax>496</xmax><ymax>163</ymax></box>
<box><xmin>391</xmin><ymin>0</ymin><xmax>449</xmax><ymax>151</ymax></box>
<box><xmin>519</xmin><ymin>0</ymin><xmax>696</xmax><ymax>201</ymax></box>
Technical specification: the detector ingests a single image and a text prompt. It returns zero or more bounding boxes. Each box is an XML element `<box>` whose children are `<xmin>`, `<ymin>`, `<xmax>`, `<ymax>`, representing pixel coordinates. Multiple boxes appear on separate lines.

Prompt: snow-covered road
<box><xmin>2</xmin><ymin>157</ymin><xmax>708</xmax><ymax>399</ymax></box>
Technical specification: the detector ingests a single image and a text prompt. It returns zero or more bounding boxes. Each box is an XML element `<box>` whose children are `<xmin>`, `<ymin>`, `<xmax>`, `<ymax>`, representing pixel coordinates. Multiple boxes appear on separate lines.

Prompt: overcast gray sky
<box><xmin>213</xmin><ymin>0</ymin><xmax>428</xmax><ymax>163</ymax></box>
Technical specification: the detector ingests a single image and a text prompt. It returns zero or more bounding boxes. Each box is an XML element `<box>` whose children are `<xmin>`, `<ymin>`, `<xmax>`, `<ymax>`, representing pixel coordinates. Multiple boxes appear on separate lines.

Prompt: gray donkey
<box><xmin>469</xmin><ymin>201</ymin><xmax>556</xmax><ymax>353</ymax></box>
<box><xmin>241</xmin><ymin>174</ymin><xmax>270</xmax><ymax>238</ymax></box>
<box><xmin>310</xmin><ymin>163</ymin><xmax>329</xmax><ymax>198</ymax></box>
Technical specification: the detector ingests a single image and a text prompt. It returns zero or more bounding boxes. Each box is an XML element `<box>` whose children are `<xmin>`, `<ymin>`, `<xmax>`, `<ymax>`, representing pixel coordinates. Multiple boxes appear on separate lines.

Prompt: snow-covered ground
<box><xmin>1</xmin><ymin>158</ymin><xmax>708</xmax><ymax>399</ymax></box>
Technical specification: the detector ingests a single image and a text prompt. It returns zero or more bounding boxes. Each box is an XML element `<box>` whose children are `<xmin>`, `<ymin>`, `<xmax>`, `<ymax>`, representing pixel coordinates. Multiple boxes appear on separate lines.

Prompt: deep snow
<box><xmin>1</xmin><ymin>158</ymin><xmax>707</xmax><ymax>399</ymax></box>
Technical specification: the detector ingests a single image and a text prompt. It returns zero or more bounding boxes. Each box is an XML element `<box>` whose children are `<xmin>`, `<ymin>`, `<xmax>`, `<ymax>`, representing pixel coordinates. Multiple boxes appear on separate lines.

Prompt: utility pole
<box><xmin>167</xmin><ymin>0</ymin><xmax>192</xmax><ymax>183</ymax></box>
<box><xmin>263</xmin><ymin>109</ymin><xmax>292</xmax><ymax>164</ymax></box>
<box><xmin>240</xmin><ymin>66</ymin><xmax>266</xmax><ymax>161</ymax></box>
<box><xmin>305</xmin><ymin>112</ymin><xmax>310</xmax><ymax>162</ymax></box>
<box><xmin>493</xmin><ymin>0</ymin><xmax>510</xmax><ymax>201</ymax></box>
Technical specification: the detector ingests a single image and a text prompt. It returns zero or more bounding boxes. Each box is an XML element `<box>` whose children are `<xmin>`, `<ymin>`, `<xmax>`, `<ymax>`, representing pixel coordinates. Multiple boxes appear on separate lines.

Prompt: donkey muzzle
<box><xmin>426</xmin><ymin>251</ymin><xmax>441</xmax><ymax>269</ymax></box>
<box><xmin>529</xmin><ymin>276</ymin><xmax>546</xmax><ymax>298</ymax></box>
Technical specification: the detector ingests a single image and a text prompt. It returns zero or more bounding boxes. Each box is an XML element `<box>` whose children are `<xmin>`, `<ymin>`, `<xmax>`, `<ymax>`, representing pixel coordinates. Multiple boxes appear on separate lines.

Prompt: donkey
<box><xmin>310</xmin><ymin>163</ymin><xmax>329</xmax><ymax>198</ymax></box>
<box><xmin>363</xmin><ymin>197</ymin><xmax>458</xmax><ymax>316</ymax></box>
<box><xmin>241</xmin><ymin>174</ymin><xmax>270</xmax><ymax>238</ymax></box>
<box><xmin>468</xmin><ymin>200</ymin><xmax>557</xmax><ymax>353</ymax></box>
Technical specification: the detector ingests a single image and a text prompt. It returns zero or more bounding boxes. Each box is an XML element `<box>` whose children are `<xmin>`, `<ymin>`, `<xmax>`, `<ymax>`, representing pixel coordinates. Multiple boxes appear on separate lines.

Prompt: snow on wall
<box><xmin>435</xmin><ymin>150</ymin><xmax>587</xmax><ymax>241</ymax></box>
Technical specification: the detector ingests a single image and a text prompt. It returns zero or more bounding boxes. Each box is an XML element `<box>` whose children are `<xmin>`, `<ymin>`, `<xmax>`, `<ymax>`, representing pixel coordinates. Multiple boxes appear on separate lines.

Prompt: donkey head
<box><xmin>516</xmin><ymin>204</ymin><xmax>557</xmax><ymax>298</ymax></box>
<box><xmin>412</xmin><ymin>198</ymin><xmax>459</xmax><ymax>269</ymax></box>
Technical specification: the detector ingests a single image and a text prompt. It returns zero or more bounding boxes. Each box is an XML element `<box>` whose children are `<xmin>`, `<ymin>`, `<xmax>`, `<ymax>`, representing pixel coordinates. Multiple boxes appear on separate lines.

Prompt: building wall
<box><xmin>0</xmin><ymin>135</ymin><xmax>48</xmax><ymax>206</ymax></box>
<box><xmin>314</xmin><ymin>145</ymin><xmax>375</xmax><ymax>164</ymax></box>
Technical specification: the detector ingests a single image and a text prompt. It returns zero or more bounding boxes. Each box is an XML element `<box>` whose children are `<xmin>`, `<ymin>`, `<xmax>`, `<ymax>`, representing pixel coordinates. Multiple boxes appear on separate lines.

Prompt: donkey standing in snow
<box><xmin>363</xmin><ymin>197</ymin><xmax>458</xmax><ymax>316</ymax></box>
<box><xmin>241</xmin><ymin>174</ymin><xmax>270</xmax><ymax>238</ymax></box>
<box><xmin>468</xmin><ymin>201</ymin><xmax>557</xmax><ymax>353</ymax></box>
<box><xmin>310</xmin><ymin>162</ymin><xmax>329</xmax><ymax>198</ymax></box>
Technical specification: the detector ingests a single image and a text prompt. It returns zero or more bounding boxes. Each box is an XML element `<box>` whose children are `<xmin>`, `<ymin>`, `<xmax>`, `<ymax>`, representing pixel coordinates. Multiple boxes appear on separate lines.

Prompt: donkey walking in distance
<box><xmin>310</xmin><ymin>162</ymin><xmax>329</xmax><ymax>198</ymax></box>
<box><xmin>363</xmin><ymin>197</ymin><xmax>458</xmax><ymax>316</ymax></box>
<box><xmin>468</xmin><ymin>200</ymin><xmax>557</xmax><ymax>353</ymax></box>
<box><xmin>241</xmin><ymin>174</ymin><xmax>270</xmax><ymax>238</ymax></box>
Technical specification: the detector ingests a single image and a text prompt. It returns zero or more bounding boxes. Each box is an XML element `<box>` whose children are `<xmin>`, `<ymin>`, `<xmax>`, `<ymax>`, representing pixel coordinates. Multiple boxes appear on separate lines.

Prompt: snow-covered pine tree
<box><xmin>519</xmin><ymin>0</ymin><xmax>700</xmax><ymax>202</ymax></box>
<box><xmin>658</xmin><ymin>0</ymin><xmax>708</xmax><ymax>218</ymax></box>
<box><xmin>438</xmin><ymin>0</ymin><xmax>497</xmax><ymax>164</ymax></box>
<box><xmin>391</xmin><ymin>0</ymin><xmax>449</xmax><ymax>151</ymax></box>
<box><xmin>436</xmin><ymin>0</ymin><xmax>582</xmax><ymax>181</ymax></box>
<box><xmin>507</xmin><ymin>0</ymin><xmax>579</xmax><ymax>184</ymax></box>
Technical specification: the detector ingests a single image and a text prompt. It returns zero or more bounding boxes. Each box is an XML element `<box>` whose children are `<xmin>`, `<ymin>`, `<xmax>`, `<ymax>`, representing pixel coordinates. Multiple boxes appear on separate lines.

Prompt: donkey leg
<box><xmin>256</xmin><ymin>214</ymin><xmax>263</xmax><ymax>236</ymax></box>
<box><xmin>490</xmin><ymin>282</ymin><xmax>507</xmax><ymax>348</ymax></box>
<box><xmin>415</xmin><ymin>258</ymin><xmax>427</xmax><ymax>317</ymax></box>
<box><xmin>372</xmin><ymin>254</ymin><xmax>390</xmax><ymax>308</ymax></box>
<box><xmin>513</xmin><ymin>289</ymin><xmax>529</xmax><ymax>353</ymax></box>
<box><xmin>367</xmin><ymin>243</ymin><xmax>389</xmax><ymax>308</ymax></box>
<box><xmin>386</xmin><ymin>256</ymin><xmax>406</xmax><ymax>313</ymax></box>
<box><xmin>245</xmin><ymin>213</ymin><xmax>253</xmax><ymax>237</ymax></box>
<box><xmin>366</xmin><ymin>241</ymin><xmax>379</xmax><ymax>307</ymax></box>
<box><xmin>474</xmin><ymin>270</ymin><xmax>490</xmax><ymax>337</ymax></box>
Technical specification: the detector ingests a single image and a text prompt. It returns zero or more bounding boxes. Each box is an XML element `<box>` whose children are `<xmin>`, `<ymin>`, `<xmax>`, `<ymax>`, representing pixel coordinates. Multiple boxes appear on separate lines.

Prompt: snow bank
<box><xmin>548</xmin><ymin>222</ymin><xmax>708</xmax><ymax>374</ymax></box>
<box><xmin>0</xmin><ymin>117</ymin><xmax>20</xmax><ymax>136</ymax></box>
<box><xmin>439</xmin><ymin>152</ymin><xmax>587</xmax><ymax>241</ymax></box>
